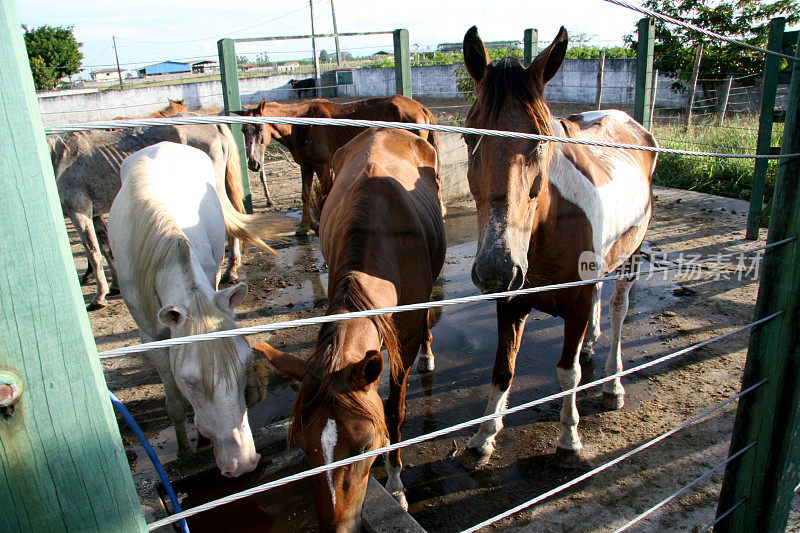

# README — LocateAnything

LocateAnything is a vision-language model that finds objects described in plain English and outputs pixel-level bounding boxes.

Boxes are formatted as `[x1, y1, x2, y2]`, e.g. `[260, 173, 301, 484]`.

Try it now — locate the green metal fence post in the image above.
[715, 29, 800, 533]
[217, 38, 253, 213]
[746, 18, 786, 240]
[393, 29, 411, 98]
[633, 17, 655, 130]
[0, 2, 145, 530]
[523, 28, 539, 67]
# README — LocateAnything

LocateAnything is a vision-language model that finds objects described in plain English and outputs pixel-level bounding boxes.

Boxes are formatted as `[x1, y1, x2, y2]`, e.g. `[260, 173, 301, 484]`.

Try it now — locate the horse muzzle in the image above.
[247, 158, 261, 172]
[471, 251, 527, 294]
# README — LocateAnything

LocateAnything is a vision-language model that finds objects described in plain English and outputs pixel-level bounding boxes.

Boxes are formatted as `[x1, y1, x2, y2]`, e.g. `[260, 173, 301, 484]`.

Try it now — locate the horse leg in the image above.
[580, 282, 602, 364]
[220, 237, 242, 284]
[465, 298, 531, 469]
[417, 308, 436, 372]
[71, 212, 110, 310]
[260, 167, 275, 208]
[602, 275, 635, 410]
[383, 334, 422, 510]
[147, 346, 192, 457]
[297, 165, 315, 236]
[94, 215, 119, 296]
[555, 306, 591, 468]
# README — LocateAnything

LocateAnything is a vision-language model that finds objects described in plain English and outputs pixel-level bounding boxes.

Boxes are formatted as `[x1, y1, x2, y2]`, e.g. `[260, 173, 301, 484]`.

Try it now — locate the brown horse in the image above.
[461, 26, 657, 468]
[252, 128, 445, 531]
[112, 99, 188, 120]
[235, 96, 440, 233]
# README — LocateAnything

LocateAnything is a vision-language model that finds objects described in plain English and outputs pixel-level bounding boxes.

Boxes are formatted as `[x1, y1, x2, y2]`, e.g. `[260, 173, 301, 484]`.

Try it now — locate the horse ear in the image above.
[175, 99, 184, 105]
[463, 26, 491, 83]
[215, 282, 248, 310]
[252, 343, 306, 381]
[257, 98, 268, 115]
[353, 350, 383, 389]
[528, 26, 568, 87]
[158, 304, 187, 330]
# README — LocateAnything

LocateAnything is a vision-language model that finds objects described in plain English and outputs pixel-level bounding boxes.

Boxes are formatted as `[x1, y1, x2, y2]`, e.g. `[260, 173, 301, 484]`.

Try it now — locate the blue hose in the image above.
[108, 390, 191, 533]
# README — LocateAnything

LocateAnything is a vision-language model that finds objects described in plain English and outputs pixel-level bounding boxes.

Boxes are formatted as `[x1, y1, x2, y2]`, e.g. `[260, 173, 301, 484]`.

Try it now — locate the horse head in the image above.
[252, 316, 388, 532]
[463, 25, 568, 294]
[159, 283, 260, 477]
[233, 98, 273, 173]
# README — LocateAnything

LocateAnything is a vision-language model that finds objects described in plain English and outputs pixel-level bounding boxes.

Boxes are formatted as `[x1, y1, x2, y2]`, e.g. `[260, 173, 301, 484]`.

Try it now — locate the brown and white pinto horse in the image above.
[235, 96, 439, 233]
[461, 26, 657, 467]
[252, 128, 445, 531]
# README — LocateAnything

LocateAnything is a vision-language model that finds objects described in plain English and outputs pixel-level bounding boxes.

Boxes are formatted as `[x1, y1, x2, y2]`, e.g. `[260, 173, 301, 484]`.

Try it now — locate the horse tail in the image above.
[219, 198, 283, 256]
[217, 124, 284, 254]
[220, 124, 246, 214]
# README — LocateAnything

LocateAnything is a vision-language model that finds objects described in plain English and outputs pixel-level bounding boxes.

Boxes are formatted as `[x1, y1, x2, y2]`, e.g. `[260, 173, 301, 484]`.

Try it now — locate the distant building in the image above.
[275, 61, 301, 73]
[137, 61, 192, 78]
[90, 67, 121, 82]
[437, 40, 522, 53]
[191, 60, 218, 74]
[371, 51, 392, 57]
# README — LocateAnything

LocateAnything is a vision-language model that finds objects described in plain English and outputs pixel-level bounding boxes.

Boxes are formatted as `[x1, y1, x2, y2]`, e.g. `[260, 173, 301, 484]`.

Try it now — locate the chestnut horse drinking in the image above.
[461, 26, 657, 468]
[252, 128, 445, 531]
[235, 96, 439, 233]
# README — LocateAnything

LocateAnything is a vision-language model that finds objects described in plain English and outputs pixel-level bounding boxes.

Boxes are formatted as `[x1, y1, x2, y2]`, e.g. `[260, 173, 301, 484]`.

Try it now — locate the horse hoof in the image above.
[86, 300, 108, 312]
[602, 392, 625, 410]
[460, 446, 493, 470]
[219, 273, 238, 285]
[417, 355, 435, 372]
[295, 222, 309, 236]
[392, 491, 409, 511]
[554, 446, 583, 469]
[176, 447, 194, 460]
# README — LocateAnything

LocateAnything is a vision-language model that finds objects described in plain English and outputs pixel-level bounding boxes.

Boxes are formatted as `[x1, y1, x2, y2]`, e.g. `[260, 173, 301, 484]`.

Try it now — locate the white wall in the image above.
[37, 59, 761, 127]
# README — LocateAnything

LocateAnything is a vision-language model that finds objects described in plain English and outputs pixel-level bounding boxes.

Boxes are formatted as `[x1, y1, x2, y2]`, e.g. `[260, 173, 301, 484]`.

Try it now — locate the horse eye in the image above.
[182, 377, 200, 389]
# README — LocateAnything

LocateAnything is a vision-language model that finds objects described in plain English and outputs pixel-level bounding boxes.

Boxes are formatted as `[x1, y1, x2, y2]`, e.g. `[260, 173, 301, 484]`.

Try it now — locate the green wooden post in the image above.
[217, 38, 253, 214]
[0, 2, 145, 531]
[523, 28, 538, 67]
[393, 29, 411, 98]
[746, 18, 786, 240]
[715, 29, 800, 533]
[633, 17, 655, 130]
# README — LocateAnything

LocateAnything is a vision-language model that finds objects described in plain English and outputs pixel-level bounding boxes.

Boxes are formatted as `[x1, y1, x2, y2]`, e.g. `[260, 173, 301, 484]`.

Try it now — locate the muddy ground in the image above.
[68, 103, 800, 532]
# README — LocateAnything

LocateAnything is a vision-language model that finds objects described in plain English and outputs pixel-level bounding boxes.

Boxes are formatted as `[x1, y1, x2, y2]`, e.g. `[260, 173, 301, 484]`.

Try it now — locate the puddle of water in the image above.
[169, 461, 318, 533]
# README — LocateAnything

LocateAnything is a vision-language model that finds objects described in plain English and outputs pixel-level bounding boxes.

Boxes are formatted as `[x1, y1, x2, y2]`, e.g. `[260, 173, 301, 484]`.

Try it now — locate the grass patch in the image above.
[651, 115, 781, 201]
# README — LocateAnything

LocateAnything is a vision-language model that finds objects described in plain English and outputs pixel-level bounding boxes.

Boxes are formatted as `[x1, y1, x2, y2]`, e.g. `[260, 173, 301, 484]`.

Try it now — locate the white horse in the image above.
[108, 142, 268, 477]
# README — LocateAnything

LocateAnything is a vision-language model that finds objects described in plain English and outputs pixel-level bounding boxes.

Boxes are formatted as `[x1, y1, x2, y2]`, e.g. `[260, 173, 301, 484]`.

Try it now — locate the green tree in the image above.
[236, 55, 249, 66]
[256, 51, 270, 66]
[626, 0, 799, 87]
[319, 49, 330, 63]
[23, 24, 82, 91]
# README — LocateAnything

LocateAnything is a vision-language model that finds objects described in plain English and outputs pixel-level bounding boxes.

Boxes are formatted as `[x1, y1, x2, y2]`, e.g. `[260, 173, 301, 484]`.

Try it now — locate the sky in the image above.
[15, 0, 642, 77]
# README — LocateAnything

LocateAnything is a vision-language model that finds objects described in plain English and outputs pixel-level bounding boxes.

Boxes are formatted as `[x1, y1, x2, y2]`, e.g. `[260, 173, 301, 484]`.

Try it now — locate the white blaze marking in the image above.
[321, 418, 338, 507]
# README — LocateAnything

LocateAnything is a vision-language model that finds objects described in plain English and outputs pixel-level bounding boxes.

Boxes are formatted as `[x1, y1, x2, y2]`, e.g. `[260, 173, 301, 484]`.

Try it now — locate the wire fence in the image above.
[49, 2, 800, 529]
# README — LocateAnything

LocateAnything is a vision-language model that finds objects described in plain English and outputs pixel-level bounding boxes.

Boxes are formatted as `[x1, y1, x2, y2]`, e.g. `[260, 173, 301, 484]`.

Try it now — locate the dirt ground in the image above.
[68, 102, 800, 532]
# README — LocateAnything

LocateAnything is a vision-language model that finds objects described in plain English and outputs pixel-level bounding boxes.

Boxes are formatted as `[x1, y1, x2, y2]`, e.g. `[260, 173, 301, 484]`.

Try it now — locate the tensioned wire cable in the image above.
[46, 116, 800, 158]
[602, 0, 800, 62]
[461, 380, 768, 532]
[144, 313, 779, 530]
[96, 237, 794, 358]
[612, 442, 757, 532]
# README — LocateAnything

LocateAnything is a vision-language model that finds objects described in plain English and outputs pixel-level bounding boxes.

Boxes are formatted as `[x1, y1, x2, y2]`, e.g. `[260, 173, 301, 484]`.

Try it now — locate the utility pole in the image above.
[112, 36, 124, 88]
[309, 0, 320, 97]
[330, 0, 342, 66]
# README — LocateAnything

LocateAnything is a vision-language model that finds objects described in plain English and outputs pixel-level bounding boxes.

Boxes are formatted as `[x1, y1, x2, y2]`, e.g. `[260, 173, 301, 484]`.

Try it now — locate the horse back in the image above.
[321, 128, 445, 307]
[547, 110, 655, 276]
